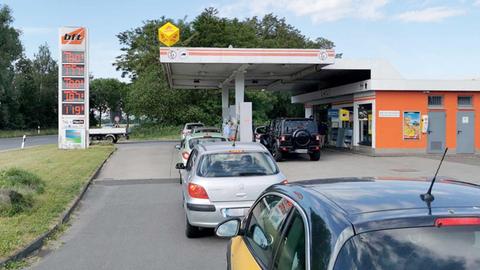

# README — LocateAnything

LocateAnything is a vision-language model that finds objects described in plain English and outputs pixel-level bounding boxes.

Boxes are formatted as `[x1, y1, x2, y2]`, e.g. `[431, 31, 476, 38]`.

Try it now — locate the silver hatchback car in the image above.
[175, 142, 286, 238]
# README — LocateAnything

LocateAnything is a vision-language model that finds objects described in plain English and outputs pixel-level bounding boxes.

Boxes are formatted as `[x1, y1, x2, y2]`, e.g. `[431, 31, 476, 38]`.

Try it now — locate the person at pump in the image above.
[223, 121, 231, 138]
[318, 121, 328, 147]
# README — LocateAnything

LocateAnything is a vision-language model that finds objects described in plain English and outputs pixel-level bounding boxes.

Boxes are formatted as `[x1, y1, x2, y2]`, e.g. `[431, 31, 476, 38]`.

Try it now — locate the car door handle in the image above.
[235, 193, 247, 197]
[457, 130, 462, 134]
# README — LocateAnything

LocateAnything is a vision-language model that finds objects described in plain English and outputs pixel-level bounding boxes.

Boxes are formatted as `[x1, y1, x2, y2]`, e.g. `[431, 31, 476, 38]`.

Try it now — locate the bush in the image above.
[0, 168, 45, 193]
[0, 168, 44, 216]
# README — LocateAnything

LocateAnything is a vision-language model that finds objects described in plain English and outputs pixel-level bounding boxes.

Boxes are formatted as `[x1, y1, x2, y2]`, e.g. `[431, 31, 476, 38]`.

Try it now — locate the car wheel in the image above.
[106, 135, 115, 144]
[309, 151, 320, 161]
[272, 143, 283, 162]
[185, 216, 202, 238]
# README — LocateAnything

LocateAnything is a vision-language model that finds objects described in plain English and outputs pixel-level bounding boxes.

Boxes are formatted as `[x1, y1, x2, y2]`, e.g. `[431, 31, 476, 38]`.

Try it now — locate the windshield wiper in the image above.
[238, 172, 267, 176]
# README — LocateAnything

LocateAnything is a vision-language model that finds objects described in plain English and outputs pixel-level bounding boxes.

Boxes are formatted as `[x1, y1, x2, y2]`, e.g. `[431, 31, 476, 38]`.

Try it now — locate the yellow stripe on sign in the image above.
[230, 236, 261, 270]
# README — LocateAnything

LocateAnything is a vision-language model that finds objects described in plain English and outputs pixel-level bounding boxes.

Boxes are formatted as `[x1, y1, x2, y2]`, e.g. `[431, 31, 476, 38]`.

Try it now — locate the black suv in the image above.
[256, 118, 320, 161]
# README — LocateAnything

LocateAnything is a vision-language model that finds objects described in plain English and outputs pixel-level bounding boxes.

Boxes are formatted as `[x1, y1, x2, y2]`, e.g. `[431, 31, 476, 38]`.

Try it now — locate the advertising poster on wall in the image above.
[403, 111, 421, 140]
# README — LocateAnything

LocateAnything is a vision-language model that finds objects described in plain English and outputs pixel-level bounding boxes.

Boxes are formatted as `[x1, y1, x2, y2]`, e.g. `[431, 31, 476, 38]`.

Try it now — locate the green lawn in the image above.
[0, 145, 114, 260]
[128, 125, 181, 141]
[0, 129, 57, 139]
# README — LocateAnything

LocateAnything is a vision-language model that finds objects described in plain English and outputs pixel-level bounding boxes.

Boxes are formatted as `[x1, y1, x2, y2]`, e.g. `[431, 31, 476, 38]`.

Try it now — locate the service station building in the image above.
[160, 47, 480, 155]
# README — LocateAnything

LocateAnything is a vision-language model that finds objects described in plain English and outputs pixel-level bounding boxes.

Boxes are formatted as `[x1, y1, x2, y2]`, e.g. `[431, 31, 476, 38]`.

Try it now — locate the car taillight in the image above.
[182, 152, 190, 160]
[281, 179, 288, 184]
[435, 217, 480, 227]
[316, 135, 320, 141]
[280, 136, 286, 142]
[188, 183, 209, 199]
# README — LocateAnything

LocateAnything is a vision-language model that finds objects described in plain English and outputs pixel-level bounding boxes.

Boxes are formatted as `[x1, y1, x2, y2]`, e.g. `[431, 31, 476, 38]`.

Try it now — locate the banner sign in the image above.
[327, 109, 339, 118]
[403, 111, 421, 140]
[58, 27, 89, 149]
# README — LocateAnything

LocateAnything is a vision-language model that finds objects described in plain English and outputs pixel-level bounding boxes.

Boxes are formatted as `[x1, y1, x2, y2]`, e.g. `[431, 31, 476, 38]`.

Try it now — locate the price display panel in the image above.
[62, 77, 85, 89]
[62, 51, 84, 63]
[62, 64, 85, 76]
[62, 103, 85, 115]
[62, 90, 85, 102]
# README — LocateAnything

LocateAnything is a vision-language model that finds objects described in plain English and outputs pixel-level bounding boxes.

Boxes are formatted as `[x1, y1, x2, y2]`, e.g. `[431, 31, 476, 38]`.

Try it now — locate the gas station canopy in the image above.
[159, 47, 337, 92]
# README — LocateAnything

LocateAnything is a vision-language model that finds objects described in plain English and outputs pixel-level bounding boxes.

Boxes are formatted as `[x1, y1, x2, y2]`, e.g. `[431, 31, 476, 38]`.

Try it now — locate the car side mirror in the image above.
[175, 163, 185, 170]
[215, 218, 242, 238]
[175, 144, 181, 150]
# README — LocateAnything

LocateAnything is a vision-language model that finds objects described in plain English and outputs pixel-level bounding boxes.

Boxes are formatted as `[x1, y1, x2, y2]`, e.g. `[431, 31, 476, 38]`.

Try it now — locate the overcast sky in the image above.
[4, 0, 480, 81]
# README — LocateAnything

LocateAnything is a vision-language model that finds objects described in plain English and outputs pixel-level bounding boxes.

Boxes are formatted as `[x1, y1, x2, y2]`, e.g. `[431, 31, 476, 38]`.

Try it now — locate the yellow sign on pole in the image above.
[339, 109, 350, 121]
[158, 22, 180, 47]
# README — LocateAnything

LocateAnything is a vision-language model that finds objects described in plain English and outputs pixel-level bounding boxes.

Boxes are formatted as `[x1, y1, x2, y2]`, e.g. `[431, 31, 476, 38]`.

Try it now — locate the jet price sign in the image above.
[58, 27, 89, 149]
[62, 64, 85, 76]
[62, 90, 85, 102]
[62, 51, 84, 63]
[62, 103, 85, 115]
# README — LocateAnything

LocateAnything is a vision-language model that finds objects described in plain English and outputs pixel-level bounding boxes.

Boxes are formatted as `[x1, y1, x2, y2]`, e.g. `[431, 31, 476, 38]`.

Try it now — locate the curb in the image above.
[0, 148, 116, 267]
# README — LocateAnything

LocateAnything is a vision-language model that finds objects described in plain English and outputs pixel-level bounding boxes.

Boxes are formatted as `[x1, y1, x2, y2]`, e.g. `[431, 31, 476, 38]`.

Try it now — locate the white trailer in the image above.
[89, 127, 128, 143]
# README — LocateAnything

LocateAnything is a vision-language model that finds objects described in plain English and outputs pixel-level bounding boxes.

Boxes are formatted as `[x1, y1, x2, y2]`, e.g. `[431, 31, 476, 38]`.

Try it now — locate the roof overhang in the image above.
[159, 47, 336, 91]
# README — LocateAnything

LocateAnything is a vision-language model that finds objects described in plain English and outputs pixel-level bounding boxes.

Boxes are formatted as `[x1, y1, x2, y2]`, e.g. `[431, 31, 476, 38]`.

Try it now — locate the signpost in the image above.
[58, 27, 89, 149]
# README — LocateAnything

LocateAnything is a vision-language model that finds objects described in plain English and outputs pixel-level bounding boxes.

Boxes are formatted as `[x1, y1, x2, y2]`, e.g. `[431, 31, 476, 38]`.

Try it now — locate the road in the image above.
[0, 135, 56, 151]
[28, 141, 227, 270]
[27, 141, 480, 270]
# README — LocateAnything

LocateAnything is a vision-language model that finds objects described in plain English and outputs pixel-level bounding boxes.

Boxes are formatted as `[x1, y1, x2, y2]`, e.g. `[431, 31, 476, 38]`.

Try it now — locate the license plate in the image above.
[294, 149, 308, 154]
[222, 208, 247, 218]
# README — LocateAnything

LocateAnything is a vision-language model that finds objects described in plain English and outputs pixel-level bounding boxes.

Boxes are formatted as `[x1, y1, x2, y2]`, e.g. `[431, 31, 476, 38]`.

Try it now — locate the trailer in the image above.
[89, 127, 128, 143]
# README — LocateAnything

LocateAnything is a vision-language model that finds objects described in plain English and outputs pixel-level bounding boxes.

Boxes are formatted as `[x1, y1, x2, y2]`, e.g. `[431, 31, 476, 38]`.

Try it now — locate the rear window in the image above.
[186, 124, 204, 130]
[283, 120, 317, 134]
[188, 137, 226, 149]
[334, 226, 480, 270]
[197, 152, 278, 177]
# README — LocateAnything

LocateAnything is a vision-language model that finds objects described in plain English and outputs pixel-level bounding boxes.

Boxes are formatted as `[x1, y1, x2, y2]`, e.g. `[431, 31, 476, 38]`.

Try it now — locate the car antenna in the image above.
[232, 120, 239, 147]
[421, 147, 448, 203]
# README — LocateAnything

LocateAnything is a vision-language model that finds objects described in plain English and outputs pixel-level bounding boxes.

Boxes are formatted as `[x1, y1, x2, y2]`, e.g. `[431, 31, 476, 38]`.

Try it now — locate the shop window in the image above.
[428, 96, 443, 108]
[458, 96, 472, 107]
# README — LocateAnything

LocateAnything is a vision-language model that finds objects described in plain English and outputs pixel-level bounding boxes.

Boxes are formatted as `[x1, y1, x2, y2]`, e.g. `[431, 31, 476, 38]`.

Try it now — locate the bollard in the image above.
[38, 125, 40, 135]
[21, 134, 26, 149]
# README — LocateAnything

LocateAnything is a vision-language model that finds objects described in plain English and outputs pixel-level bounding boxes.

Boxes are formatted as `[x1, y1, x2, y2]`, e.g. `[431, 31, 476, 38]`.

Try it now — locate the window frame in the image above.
[428, 95, 444, 108]
[185, 149, 197, 171]
[458, 95, 473, 108]
[242, 192, 311, 270]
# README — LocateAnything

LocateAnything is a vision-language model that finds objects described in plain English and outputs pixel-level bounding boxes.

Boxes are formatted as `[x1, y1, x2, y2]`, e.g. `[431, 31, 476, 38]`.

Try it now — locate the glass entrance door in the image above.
[358, 104, 372, 146]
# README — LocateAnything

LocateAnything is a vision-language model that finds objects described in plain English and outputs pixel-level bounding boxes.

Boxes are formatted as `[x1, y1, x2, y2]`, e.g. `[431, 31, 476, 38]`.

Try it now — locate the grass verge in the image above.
[128, 124, 181, 141]
[0, 129, 57, 139]
[0, 144, 114, 261]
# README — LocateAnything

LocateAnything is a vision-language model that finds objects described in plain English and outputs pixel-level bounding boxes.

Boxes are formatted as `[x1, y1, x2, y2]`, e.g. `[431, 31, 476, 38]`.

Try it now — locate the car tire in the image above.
[309, 151, 321, 161]
[185, 216, 201, 238]
[272, 143, 283, 162]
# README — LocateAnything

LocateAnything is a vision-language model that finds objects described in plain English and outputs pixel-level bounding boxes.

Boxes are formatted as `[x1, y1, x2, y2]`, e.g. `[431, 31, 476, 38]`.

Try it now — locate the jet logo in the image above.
[61, 28, 85, 45]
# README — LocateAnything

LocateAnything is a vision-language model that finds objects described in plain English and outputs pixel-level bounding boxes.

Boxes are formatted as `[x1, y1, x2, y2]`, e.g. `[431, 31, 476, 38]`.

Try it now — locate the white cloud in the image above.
[217, 0, 389, 23]
[395, 6, 466, 22]
[475, 0, 480, 6]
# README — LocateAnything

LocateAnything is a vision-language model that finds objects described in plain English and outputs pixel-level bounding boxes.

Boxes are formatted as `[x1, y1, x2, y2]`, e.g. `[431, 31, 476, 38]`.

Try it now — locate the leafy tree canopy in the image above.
[115, 8, 335, 126]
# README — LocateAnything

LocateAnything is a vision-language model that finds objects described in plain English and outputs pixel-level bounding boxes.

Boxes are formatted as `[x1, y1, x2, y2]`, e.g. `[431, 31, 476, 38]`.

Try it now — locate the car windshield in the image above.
[333, 226, 480, 270]
[188, 137, 226, 149]
[283, 120, 317, 134]
[186, 124, 203, 130]
[197, 151, 278, 177]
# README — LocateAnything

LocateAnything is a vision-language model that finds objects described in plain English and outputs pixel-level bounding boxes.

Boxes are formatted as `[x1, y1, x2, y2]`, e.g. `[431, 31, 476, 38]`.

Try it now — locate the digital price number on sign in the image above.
[59, 27, 89, 149]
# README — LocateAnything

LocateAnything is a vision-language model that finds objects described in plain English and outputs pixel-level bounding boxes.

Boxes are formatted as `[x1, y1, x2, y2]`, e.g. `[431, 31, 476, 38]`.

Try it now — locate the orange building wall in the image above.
[375, 91, 480, 151]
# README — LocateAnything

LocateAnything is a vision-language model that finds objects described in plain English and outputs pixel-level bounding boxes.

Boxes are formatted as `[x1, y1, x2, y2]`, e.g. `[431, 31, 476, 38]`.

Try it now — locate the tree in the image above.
[90, 78, 127, 126]
[0, 5, 22, 129]
[115, 8, 335, 126]
[32, 44, 58, 128]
